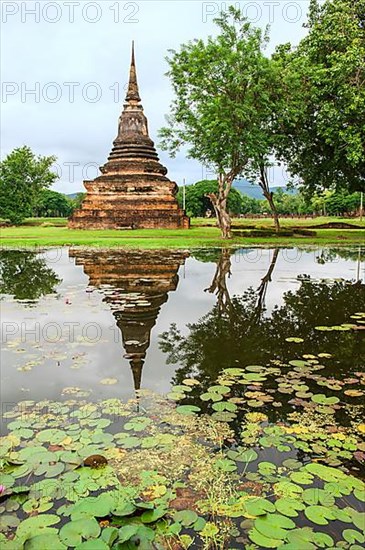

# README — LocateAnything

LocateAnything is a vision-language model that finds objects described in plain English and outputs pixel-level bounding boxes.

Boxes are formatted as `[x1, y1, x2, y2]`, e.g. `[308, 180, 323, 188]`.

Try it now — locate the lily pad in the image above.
[275, 498, 305, 517]
[59, 518, 100, 547]
[175, 405, 201, 415]
[254, 513, 295, 540]
[304, 505, 336, 525]
[16, 514, 60, 539]
[227, 448, 258, 463]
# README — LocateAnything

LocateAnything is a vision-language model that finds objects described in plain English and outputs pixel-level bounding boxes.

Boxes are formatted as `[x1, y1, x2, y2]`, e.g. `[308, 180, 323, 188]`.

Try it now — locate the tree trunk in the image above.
[206, 174, 233, 239]
[259, 165, 280, 232]
[265, 191, 280, 232]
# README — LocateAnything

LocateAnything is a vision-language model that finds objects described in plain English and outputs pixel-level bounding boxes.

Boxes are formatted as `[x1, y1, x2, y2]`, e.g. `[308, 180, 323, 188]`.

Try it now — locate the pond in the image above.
[1, 246, 364, 549]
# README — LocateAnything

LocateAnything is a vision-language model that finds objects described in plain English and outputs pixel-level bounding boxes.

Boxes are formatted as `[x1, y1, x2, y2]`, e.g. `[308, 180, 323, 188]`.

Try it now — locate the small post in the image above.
[183, 178, 186, 211]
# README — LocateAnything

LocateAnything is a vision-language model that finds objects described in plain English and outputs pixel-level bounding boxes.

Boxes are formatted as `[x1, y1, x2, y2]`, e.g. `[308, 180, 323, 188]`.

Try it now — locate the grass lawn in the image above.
[0, 217, 364, 249]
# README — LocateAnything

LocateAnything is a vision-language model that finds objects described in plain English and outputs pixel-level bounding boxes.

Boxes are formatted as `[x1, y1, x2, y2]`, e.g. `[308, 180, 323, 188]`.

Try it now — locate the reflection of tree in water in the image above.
[316, 246, 365, 264]
[316, 246, 364, 282]
[252, 248, 279, 324]
[204, 248, 232, 314]
[0, 250, 61, 301]
[160, 249, 365, 393]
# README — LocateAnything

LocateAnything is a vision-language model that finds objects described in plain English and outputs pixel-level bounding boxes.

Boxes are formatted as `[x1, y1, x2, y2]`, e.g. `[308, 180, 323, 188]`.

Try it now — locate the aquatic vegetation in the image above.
[1, 378, 364, 549]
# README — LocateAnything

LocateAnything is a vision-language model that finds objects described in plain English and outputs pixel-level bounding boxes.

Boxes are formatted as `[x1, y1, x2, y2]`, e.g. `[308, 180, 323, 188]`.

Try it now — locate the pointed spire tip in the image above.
[125, 40, 140, 102]
[131, 40, 135, 66]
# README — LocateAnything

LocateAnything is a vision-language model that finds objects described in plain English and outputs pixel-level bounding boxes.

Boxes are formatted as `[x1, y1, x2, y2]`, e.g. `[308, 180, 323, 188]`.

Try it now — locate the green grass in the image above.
[1, 217, 364, 249]
[192, 216, 365, 228]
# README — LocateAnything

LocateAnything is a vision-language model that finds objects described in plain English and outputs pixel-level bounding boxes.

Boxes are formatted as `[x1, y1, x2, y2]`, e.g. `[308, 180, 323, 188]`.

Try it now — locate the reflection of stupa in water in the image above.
[69, 249, 188, 390]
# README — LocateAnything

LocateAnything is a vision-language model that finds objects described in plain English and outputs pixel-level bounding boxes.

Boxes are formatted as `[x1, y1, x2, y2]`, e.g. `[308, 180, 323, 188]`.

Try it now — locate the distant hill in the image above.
[66, 192, 84, 199]
[66, 184, 297, 201]
[233, 180, 297, 199]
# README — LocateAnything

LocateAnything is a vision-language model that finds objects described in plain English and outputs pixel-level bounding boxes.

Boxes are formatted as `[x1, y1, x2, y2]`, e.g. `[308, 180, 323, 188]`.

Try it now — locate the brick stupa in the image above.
[68, 43, 189, 229]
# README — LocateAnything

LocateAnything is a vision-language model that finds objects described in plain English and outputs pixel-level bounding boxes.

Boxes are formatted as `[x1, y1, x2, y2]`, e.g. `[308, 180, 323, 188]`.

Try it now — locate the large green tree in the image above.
[275, 0, 365, 194]
[159, 8, 281, 237]
[0, 146, 57, 224]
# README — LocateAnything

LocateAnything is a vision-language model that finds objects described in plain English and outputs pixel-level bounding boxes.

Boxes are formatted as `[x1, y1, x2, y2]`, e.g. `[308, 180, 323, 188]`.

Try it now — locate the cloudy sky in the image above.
[1, 1, 310, 194]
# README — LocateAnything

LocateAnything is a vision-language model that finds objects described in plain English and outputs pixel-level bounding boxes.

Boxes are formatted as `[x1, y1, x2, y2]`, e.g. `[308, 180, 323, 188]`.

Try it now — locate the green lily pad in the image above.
[24, 534, 67, 550]
[302, 488, 335, 507]
[213, 458, 237, 472]
[290, 471, 314, 485]
[227, 448, 258, 463]
[285, 527, 316, 548]
[141, 507, 167, 523]
[200, 392, 223, 402]
[118, 525, 139, 543]
[254, 513, 295, 540]
[59, 518, 100, 547]
[311, 394, 340, 405]
[173, 510, 198, 527]
[75, 540, 109, 550]
[211, 401, 237, 412]
[124, 417, 152, 432]
[312, 532, 334, 548]
[175, 405, 201, 415]
[304, 463, 347, 482]
[249, 528, 282, 548]
[342, 529, 365, 545]
[208, 385, 230, 394]
[275, 498, 305, 517]
[37, 429, 66, 444]
[244, 498, 275, 516]
[0, 515, 20, 531]
[304, 505, 336, 525]
[16, 514, 60, 539]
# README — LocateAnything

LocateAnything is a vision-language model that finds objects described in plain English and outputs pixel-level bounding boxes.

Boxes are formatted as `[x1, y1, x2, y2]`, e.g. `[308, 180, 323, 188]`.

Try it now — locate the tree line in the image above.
[177, 180, 362, 218]
[0, 146, 360, 224]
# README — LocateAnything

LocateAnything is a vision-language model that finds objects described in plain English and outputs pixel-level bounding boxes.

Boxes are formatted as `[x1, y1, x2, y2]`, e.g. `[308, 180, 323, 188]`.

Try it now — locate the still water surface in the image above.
[1, 246, 364, 409]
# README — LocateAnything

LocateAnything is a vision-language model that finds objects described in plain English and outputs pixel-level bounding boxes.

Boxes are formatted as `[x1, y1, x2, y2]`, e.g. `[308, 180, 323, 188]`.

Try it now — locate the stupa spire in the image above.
[126, 41, 141, 102]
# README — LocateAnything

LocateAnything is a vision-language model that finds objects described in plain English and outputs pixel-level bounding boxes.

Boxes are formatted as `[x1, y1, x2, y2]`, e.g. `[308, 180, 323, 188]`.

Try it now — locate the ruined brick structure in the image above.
[68, 43, 189, 229]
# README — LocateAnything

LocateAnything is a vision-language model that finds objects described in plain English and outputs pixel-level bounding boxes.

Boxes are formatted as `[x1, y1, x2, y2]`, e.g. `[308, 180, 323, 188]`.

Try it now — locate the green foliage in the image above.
[35, 190, 72, 218]
[311, 189, 361, 216]
[69, 192, 86, 212]
[0, 250, 61, 300]
[240, 193, 265, 214]
[0, 146, 57, 224]
[159, 7, 270, 172]
[272, 188, 312, 215]
[176, 180, 243, 217]
[275, 0, 365, 193]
